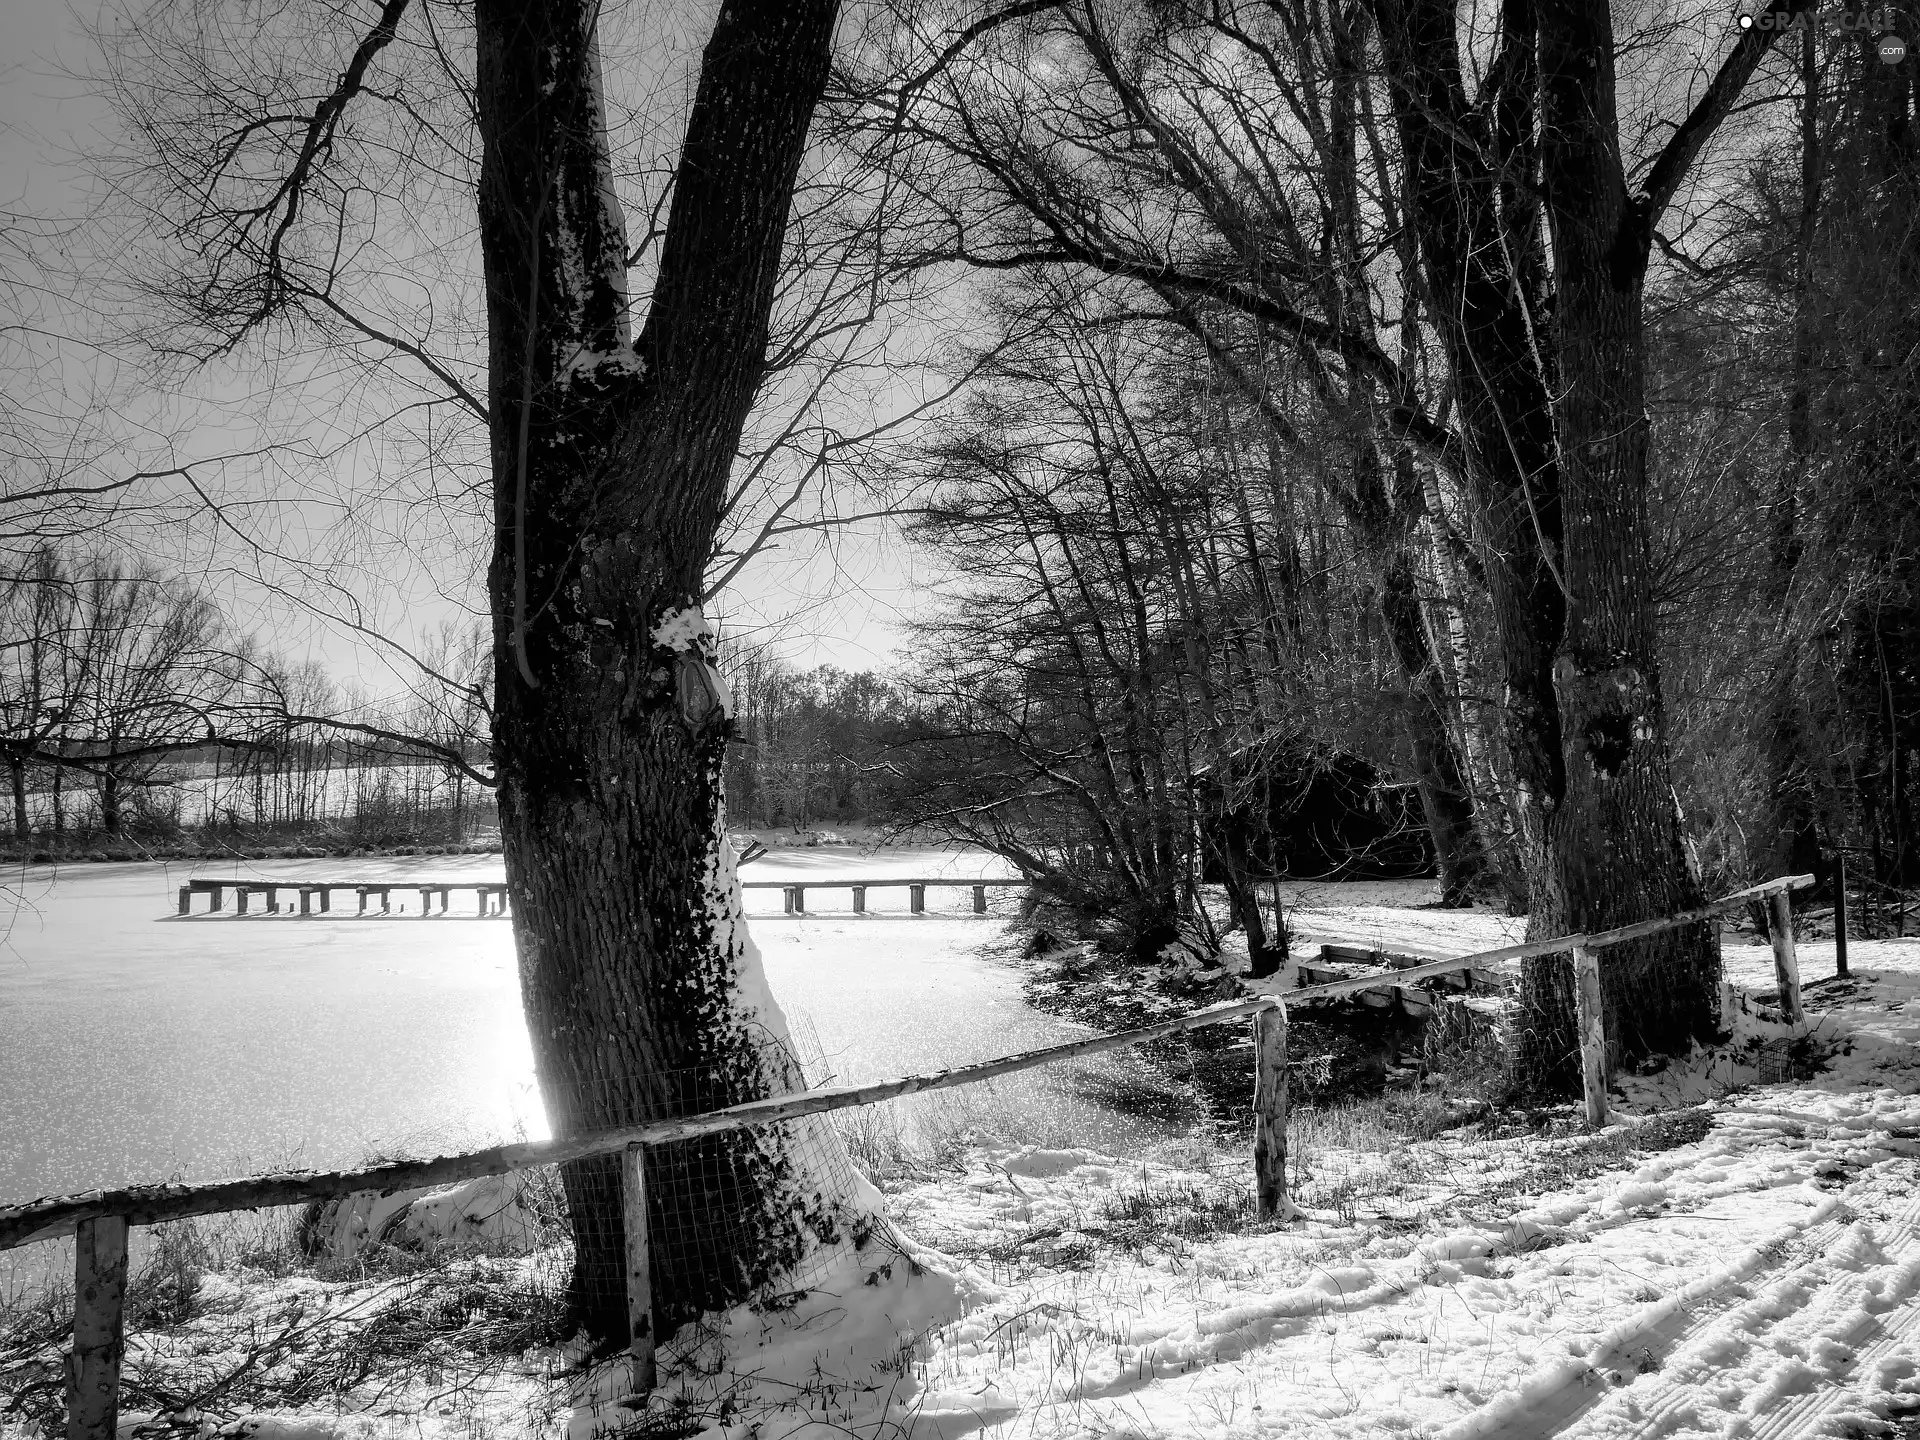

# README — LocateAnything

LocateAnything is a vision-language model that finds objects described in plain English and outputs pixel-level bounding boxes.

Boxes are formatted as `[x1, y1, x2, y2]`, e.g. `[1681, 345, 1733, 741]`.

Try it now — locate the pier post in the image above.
[852, 885, 866, 914]
[973, 884, 987, 914]
[177, 886, 191, 916]
[909, 884, 926, 914]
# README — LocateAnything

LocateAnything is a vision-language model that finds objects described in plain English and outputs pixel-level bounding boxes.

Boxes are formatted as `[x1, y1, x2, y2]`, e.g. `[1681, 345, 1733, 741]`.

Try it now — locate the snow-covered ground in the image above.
[11, 883, 1915, 1440]
[41, 942, 1919, 1440]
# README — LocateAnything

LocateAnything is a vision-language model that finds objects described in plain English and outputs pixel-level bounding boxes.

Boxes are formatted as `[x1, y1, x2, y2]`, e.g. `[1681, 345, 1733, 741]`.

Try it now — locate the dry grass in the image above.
[0, 1181, 577, 1440]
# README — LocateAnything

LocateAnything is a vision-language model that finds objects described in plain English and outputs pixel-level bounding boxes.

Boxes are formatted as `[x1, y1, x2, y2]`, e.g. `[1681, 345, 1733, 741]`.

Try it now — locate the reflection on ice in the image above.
[0, 846, 1165, 1210]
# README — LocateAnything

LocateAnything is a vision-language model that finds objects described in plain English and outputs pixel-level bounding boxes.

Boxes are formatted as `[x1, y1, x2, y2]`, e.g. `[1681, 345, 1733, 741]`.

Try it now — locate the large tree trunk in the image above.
[1373, 0, 1564, 907]
[1518, 0, 1717, 1083]
[1763, 18, 1825, 887]
[474, 0, 858, 1345]
[1376, 0, 1732, 1088]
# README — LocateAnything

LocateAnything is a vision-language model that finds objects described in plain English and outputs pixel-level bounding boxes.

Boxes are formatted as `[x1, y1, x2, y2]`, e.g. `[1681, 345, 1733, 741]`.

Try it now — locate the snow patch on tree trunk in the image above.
[696, 779, 886, 1284]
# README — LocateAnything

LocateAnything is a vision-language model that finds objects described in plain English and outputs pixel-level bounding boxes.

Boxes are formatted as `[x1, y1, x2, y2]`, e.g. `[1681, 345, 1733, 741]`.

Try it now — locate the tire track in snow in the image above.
[1444, 1188, 1920, 1439]
[1433, 1195, 1852, 1439]
[1569, 1188, 1920, 1439]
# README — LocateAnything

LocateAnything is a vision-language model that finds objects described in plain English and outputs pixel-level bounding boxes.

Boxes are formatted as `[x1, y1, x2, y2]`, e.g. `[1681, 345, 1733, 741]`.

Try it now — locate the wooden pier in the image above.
[178, 879, 511, 917]
[742, 876, 1027, 915]
[176, 876, 1024, 917]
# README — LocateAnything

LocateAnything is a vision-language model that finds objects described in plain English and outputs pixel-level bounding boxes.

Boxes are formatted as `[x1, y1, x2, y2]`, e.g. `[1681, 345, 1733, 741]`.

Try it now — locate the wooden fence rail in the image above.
[3, 872, 1814, 1439]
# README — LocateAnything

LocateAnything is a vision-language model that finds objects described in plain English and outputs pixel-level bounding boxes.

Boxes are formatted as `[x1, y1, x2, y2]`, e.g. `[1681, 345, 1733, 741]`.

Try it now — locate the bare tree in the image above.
[87, 0, 875, 1342]
[865, 0, 1822, 1089]
[0, 547, 243, 836]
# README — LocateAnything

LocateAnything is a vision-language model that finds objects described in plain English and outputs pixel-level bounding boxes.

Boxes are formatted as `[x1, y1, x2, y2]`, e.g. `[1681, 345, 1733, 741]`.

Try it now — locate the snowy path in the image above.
[1450, 1187, 1920, 1438]
[678, 945, 1920, 1439]
[1280, 879, 1525, 964]
[859, 1095, 1920, 1440]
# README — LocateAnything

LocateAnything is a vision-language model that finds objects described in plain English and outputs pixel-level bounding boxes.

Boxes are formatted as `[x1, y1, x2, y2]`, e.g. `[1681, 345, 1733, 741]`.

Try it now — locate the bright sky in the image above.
[1, 0, 917, 685]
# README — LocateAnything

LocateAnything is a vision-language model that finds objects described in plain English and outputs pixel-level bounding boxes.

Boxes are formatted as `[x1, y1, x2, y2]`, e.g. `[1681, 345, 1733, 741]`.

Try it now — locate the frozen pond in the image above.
[0, 846, 1176, 1209]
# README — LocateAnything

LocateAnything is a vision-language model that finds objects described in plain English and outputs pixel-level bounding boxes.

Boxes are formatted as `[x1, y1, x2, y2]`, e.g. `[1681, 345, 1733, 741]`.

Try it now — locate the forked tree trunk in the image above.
[474, 0, 855, 1343]
[1375, 0, 1777, 1088]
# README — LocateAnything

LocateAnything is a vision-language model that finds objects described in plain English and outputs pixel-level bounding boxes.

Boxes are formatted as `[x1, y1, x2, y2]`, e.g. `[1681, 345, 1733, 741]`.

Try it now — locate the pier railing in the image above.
[4, 872, 1814, 1439]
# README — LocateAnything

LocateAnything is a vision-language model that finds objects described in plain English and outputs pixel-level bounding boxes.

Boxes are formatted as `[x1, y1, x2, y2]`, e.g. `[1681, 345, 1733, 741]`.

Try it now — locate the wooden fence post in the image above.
[1572, 945, 1609, 1130]
[782, 886, 796, 915]
[1834, 854, 1850, 979]
[909, 884, 926, 914]
[1768, 889, 1804, 1025]
[621, 1146, 656, 1397]
[177, 886, 191, 916]
[1252, 1003, 1292, 1219]
[852, 885, 866, 914]
[66, 1213, 128, 1440]
[972, 884, 987, 914]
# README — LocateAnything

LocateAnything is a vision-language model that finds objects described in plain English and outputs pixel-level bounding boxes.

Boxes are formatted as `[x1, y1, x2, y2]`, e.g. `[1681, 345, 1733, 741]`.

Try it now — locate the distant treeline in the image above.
[1, 545, 491, 850]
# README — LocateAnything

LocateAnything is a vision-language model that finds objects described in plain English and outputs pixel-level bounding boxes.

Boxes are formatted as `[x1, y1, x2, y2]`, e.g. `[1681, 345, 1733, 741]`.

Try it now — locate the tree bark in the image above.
[474, 0, 855, 1343]
[9, 752, 26, 842]
[100, 771, 121, 836]
[1372, 0, 1564, 904]
[1517, 0, 1717, 1082]
[1372, 0, 1747, 1086]
[1343, 441, 1488, 904]
[1763, 17, 1824, 886]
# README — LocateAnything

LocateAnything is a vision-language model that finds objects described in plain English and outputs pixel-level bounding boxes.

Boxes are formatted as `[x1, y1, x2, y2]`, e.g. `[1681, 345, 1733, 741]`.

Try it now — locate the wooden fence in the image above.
[2, 873, 1813, 1438]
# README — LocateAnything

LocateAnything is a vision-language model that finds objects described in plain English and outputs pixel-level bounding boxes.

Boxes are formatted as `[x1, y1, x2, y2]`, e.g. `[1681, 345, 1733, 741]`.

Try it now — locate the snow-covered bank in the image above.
[6, 945, 1915, 1440]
